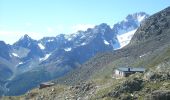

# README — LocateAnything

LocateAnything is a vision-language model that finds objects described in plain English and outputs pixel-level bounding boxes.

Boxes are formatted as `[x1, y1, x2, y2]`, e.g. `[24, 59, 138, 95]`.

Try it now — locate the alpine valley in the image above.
[2, 6, 170, 100]
[0, 12, 149, 96]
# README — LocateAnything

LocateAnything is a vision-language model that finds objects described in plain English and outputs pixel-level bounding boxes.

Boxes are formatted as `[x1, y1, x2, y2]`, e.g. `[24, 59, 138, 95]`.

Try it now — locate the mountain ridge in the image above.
[54, 6, 170, 86]
[0, 12, 149, 96]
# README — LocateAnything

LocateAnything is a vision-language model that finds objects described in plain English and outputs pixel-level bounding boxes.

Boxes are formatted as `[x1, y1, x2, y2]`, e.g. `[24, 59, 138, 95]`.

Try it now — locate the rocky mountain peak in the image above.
[94, 23, 111, 32]
[113, 12, 149, 35]
[20, 34, 32, 41]
[126, 12, 149, 23]
[14, 34, 36, 47]
[95, 23, 110, 28]
[0, 40, 7, 46]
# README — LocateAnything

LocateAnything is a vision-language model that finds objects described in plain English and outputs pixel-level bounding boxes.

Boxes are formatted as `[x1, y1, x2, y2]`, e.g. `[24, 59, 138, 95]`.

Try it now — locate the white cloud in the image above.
[55, 25, 65, 34]
[47, 25, 65, 34]
[0, 24, 95, 44]
[0, 31, 44, 44]
[47, 27, 54, 33]
[0, 31, 23, 44]
[70, 24, 95, 33]
[47, 24, 95, 34]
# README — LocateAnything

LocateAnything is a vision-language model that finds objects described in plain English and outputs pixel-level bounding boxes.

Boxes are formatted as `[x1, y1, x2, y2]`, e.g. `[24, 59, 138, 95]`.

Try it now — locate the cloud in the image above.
[47, 25, 67, 34]
[0, 31, 43, 44]
[47, 24, 95, 34]
[70, 24, 95, 33]
[0, 31, 23, 44]
[47, 27, 54, 33]
[0, 24, 96, 44]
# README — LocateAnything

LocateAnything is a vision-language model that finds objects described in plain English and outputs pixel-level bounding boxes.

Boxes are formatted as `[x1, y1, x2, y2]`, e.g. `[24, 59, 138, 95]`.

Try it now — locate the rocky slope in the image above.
[2, 70, 170, 100]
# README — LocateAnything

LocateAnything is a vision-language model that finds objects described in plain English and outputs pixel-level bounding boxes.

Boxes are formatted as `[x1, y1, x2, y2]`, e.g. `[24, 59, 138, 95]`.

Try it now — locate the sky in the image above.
[0, 0, 170, 44]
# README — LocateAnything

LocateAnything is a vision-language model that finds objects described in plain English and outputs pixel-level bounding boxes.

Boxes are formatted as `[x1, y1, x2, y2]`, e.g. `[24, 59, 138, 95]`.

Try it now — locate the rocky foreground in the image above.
[1, 68, 170, 100]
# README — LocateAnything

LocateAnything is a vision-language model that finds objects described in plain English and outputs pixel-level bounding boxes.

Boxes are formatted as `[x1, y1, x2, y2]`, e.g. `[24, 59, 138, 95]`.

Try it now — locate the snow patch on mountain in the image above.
[47, 39, 54, 42]
[64, 34, 76, 41]
[117, 26, 135, 35]
[64, 35, 72, 41]
[12, 53, 19, 57]
[81, 42, 87, 46]
[38, 43, 45, 50]
[19, 62, 23, 65]
[64, 48, 72, 52]
[104, 40, 110, 45]
[117, 29, 137, 48]
[39, 53, 51, 61]
[137, 15, 146, 22]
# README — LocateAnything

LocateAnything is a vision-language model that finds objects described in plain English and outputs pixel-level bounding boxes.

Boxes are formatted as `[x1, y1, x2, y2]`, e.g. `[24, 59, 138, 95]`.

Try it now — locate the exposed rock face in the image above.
[130, 7, 170, 45]
[0, 41, 10, 60]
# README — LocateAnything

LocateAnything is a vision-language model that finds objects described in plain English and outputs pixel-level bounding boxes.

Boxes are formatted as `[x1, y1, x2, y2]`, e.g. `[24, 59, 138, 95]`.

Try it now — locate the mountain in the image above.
[0, 41, 11, 60]
[52, 6, 170, 99]
[55, 7, 170, 85]
[2, 7, 170, 100]
[113, 12, 149, 35]
[0, 41, 13, 95]
[130, 8, 170, 45]
[0, 41, 13, 81]
[113, 12, 149, 48]
[42, 23, 119, 68]
[0, 12, 148, 96]
[39, 34, 68, 53]
[13, 34, 44, 60]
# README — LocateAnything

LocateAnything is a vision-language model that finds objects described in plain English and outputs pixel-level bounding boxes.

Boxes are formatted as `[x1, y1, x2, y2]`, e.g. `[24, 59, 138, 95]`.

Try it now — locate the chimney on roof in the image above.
[128, 68, 130, 71]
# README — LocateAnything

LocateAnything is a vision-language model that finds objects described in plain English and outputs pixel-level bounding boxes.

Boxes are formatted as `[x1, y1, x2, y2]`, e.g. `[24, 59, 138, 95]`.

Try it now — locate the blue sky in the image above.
[0, 0, 170, 44]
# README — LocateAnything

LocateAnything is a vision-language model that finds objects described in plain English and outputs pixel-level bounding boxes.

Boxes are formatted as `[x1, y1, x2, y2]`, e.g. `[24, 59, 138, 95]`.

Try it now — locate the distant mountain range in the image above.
[0, 12, 149, 96]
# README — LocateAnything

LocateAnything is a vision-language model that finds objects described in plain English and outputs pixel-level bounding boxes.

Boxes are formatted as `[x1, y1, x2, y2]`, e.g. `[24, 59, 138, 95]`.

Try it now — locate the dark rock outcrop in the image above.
[145, 90, 170, 100]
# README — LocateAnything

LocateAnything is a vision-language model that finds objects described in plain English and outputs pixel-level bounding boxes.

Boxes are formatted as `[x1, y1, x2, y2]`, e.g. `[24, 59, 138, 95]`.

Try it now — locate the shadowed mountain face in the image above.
[0, 41, 10, 60]
[13, 34, 44, 60]
[0, 41, 13, 81]
[0, 12, 148, 96]
[42, 23, 119, 69]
